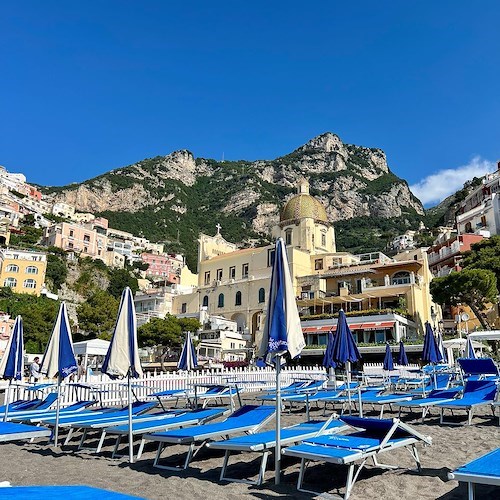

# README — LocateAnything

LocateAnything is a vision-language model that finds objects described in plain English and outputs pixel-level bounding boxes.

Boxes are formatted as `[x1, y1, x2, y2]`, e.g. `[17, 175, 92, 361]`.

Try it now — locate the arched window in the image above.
[26, 266, 38, 274]
[235, 291, 242, 306]
[258, 287, 265, 303]
[285, 228, 293, 246]
[5, 264, 19, 273]
[202, 295, 209, 307]
[3, 277, 17, 288]
[321, 231, 327, 247]
[218, 293, 224, 308]
[23, 279, 37, 289]
[464, 222, 472, 233]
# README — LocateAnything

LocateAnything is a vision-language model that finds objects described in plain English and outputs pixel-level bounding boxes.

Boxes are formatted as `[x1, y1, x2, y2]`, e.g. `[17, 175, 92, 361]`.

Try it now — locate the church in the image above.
[172, 179, 436, 350]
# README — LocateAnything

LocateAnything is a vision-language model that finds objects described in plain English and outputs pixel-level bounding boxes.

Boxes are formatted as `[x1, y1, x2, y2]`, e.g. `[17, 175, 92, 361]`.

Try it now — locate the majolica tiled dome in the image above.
[280, 193, 328, 223]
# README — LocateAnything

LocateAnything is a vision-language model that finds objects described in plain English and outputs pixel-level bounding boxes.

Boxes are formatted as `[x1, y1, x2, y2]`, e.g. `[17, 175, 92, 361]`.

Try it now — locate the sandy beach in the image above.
[1, 396, 498, 500]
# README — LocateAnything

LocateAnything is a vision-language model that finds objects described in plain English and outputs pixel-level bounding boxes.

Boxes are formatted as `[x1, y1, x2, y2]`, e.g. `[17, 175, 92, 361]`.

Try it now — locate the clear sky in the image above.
[1, 1, 499, 206]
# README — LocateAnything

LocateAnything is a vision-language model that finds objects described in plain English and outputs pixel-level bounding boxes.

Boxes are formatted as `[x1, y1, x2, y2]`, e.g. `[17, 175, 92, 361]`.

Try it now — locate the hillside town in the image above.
[1, 163, 499, 366]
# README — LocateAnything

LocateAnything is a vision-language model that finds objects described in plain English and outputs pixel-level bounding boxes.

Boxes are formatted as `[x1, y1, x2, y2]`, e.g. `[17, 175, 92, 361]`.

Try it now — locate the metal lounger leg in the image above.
[153, 442, 165, 468]
[64, 428, 74, 446]
[95, 431, 107, 453]
[468, 481, 475, 500]
[220, 450, 270, 486]
[112, 435, 122, 459]
[136, 438, 146, 460]
[78, 429, 88, 450]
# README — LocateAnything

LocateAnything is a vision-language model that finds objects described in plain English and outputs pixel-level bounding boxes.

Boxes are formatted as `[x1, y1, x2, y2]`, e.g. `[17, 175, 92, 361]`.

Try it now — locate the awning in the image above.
[302, 320, 395, 333]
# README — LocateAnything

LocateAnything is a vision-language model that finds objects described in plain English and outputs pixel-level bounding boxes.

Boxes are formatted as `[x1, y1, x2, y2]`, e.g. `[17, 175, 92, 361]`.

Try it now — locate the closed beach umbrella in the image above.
[331, 309, 361, 415]
[102, 287, 143, 463]
[422, 322, 443, 364]
[40, 302, 78, 446]
[465, 336, 476, 359]
[322, 330, 336, 370]
[383, 343, 394, 371]
[0, 316, 24, 421]
[398, 339, 409, 366]
[437, 332, 447, 363]
[177, 331, 198, 371]
[257, 237, 305, 485]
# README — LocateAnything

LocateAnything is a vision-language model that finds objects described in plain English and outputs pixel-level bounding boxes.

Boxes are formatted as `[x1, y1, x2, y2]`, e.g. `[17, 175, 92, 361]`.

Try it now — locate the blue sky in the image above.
[1, 1, 499, 206]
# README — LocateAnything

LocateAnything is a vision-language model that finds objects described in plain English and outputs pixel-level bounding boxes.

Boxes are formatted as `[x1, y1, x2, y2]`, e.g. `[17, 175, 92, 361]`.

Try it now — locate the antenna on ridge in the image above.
[222, 152, 225, 162]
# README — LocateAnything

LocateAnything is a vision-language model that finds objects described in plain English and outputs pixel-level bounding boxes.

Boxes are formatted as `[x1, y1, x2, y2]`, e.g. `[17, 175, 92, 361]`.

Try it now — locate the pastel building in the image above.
[172, 179, 438, 347]
[0, 248, 47, 296]
[141, 253, 184, 282]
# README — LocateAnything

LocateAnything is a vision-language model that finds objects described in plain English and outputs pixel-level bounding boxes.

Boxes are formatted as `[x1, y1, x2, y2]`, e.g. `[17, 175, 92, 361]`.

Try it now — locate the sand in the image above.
[0, 396, 498, 499]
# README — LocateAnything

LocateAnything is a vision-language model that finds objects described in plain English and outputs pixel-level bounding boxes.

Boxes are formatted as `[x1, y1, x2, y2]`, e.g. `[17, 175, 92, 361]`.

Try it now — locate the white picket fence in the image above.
[13, 363, 421, 407]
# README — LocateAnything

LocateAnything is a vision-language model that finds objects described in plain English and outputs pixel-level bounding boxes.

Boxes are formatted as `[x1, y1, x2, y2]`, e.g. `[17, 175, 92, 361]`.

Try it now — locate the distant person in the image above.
[30, 357, 41, 383]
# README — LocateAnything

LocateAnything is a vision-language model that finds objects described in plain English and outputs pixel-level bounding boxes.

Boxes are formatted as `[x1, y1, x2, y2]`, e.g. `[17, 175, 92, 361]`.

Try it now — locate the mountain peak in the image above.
[299, 132, 344, 153]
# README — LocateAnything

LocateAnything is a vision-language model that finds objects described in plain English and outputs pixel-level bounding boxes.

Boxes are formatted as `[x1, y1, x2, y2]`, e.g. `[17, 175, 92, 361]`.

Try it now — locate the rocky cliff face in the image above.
[43, 133, 425, 265]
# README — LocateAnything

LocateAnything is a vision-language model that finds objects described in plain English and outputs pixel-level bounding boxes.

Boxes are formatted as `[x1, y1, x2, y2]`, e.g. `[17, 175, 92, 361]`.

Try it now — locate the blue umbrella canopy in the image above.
[40, 302, 77, 379]
[322, 330, 336, 369]
[330, 310, 361, 365]
[102, 287, 143, 379]
[177, 331, 198, 371]
[0, 316, 24, 381]
[257, 238, 305, 360]
[398, 339, 409, 366]
[465, 336, 476, 359]
[422, 321, 443, 364]
[383, 343, 394, 371]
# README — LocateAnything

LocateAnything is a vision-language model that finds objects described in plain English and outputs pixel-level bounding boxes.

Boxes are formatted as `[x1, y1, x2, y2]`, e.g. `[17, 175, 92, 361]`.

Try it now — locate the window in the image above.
[204, 271, 211, 285]
[202, 295, 209, 307]
[216, 268, 223, 281]
[464, 222, 472, 233]
[285, 228, 292, 245]
[3, 277, 17, 288]
[314, 259, 324, 270]
[218, 293, 224, 308]
[69, 230, 74, 237]
[258, 288, 265, 303]
[242, 263, 249, 278]
[25, 266, 38, 274]
[392, 271, 411, 285]
[321, 231, 327, 247]
[23, 279, 36, 289]
[235, 291, 242, 306]
[267, 249, 275, 267]
[5, 264, 19, 273]
[83, 234, 90, 242]
[83, 247, 88, 253]
[480, 215, 487, 227]
[229, 266, 236, 279]
[181, 302, 187, 314]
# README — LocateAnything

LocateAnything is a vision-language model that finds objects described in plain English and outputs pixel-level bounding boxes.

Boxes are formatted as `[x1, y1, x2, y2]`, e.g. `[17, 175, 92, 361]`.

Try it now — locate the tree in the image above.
[107, 268, 139, 299]
[461, 236, 500, 283]
[76, 290, 119, 339]
[138, 314, 201, 371]
[0, 292, 60, 352]
[430, 269, 498, 330]
[46, 254, 68, 290]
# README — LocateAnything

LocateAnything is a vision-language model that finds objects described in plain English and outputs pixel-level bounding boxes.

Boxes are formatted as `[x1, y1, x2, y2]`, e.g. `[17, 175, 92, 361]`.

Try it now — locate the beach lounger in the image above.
[359, 393, 414, 417]
[458, 358, 500, 380]
[0, 392, 58, 419]
[448, 447, 500, 500]
[0, 399, 38, 413]
[395, 388, 462, 422]
[436, 380, 498, 425]
[149, 388, 192, 409]
[0, 485, 145, 500]
[9, 400, 96, 423]
[0, 421, 52, 442]
[105, 407, 230, 459]
[283, 415, 432, 499]
[207, 416, 348, 485]
[195, 384, 242, 410]
[143, 404, 275, 470]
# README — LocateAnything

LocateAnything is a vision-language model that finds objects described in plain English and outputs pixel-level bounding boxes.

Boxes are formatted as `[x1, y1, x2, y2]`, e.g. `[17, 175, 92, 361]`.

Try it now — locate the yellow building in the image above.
[173, 179, 437, 346]
[0, 248, 47, 296]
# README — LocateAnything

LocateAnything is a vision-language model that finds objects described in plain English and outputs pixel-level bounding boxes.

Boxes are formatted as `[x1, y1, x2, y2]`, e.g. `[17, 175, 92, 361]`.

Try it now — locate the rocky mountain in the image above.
[42, 133, 426, 268]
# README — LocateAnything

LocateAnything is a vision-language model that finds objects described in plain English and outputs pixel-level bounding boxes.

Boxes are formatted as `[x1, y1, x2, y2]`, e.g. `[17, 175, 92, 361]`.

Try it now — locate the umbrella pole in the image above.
[274, 353, 282, 485]
[128, 372, 134, 463]
[3, 380, 11, 422]
[347, 361, 352, 415]
[55, 376, 61, 447]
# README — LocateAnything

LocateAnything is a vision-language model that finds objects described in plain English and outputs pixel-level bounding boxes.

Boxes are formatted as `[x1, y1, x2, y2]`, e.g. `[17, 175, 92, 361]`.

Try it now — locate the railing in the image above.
[15, 365, 326, 407]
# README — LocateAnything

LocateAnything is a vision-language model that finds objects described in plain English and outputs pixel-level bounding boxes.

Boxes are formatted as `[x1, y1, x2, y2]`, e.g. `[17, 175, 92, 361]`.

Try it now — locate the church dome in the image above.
[280, 193, 328, 223]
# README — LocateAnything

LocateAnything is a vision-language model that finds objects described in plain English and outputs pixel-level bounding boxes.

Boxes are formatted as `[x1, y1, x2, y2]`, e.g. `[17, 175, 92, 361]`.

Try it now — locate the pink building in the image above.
[141, 253, 183, 282]
[44, 221, 107, 259]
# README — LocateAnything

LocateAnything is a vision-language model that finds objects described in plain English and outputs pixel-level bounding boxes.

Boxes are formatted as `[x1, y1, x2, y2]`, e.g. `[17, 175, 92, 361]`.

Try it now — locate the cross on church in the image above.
[215, 223, 222, 235]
